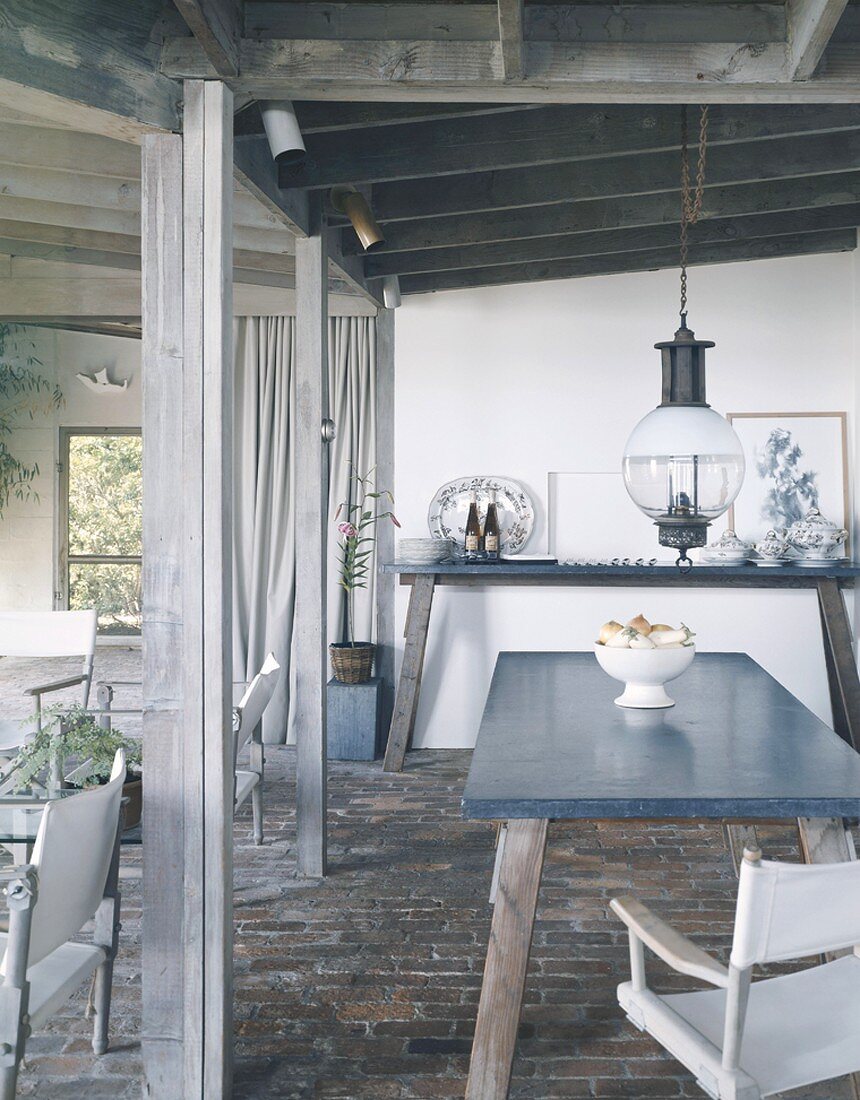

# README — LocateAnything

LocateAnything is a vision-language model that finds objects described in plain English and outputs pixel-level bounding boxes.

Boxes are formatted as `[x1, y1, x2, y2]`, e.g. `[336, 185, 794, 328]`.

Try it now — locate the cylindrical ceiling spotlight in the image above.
[330, 185, 385, 252]
[260, 100, 306, 165]
[382, 275, 402, 309]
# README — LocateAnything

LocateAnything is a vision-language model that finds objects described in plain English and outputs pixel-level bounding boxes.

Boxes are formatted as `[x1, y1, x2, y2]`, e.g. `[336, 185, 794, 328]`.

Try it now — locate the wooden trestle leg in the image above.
[383, 575, 435, 772]
[466, 818, 548, 1100]
[726, 579, 859, 880]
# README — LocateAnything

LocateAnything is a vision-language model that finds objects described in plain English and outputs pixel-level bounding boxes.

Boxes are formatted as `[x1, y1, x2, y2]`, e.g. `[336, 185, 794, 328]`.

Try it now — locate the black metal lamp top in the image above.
[654, 314, 715, 409]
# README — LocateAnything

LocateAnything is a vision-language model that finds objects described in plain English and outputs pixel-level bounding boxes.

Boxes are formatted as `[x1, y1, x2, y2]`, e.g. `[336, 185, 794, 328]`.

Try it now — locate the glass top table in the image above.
[0, 791, 139, 847]
[0, 790, 80, 844]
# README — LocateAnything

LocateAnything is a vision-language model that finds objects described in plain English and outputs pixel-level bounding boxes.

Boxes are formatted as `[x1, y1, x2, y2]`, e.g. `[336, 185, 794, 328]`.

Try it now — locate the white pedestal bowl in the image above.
[593, 643, 696, 709]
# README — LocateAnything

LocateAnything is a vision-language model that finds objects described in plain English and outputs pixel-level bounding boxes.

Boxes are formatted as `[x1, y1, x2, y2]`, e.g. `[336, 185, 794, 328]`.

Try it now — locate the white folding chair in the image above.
[0, 610, 98, 756]
[233, 653, 281, 846]
[612, 846, 860, 1099]
[0, 748, 125, 1098]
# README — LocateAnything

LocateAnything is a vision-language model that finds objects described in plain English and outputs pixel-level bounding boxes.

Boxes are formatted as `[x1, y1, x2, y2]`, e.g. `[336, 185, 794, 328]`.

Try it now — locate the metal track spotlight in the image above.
[330, 186, 385, 252]
[259, 100, 306, 165]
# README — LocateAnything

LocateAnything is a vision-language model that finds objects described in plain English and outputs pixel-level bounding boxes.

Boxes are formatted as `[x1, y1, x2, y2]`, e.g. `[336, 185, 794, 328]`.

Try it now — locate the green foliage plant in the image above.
[12, 705, 142, 792]
[333, 466, 399, 647]
[0, 324, 63, 518]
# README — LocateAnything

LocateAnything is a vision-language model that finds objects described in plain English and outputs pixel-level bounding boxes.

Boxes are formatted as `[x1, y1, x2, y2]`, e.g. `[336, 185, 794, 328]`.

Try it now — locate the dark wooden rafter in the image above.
[172, 0, 243, 78]
[393, 228, 857, 294]
[278, 104, 860, 190]
[365, 128, 860, 223]
[365, 203, 860, 277]
[348, 172, 860, 255]
[235, 101, 543, 137]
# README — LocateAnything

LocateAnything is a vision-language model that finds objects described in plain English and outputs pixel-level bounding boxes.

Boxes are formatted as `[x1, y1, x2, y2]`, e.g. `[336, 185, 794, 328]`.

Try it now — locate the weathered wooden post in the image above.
[375, 308, 396, 733]
[141, 78, 234, 1096]
[295, 195, 330, 878]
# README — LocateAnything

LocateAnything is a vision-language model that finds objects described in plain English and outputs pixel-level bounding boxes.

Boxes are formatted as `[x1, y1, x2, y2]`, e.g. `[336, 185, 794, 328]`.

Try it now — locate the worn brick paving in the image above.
[2, 654, 856, 1098]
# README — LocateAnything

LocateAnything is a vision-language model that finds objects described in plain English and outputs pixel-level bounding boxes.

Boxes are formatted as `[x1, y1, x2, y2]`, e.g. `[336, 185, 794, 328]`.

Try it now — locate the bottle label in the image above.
[465, 535, 479, 551]
[485, 534, 499, 552]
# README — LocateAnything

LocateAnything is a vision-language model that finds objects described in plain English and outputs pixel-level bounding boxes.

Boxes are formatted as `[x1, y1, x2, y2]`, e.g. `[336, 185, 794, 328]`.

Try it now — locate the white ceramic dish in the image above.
[428, 476, 534, 555]
[594, 642, 696, 709]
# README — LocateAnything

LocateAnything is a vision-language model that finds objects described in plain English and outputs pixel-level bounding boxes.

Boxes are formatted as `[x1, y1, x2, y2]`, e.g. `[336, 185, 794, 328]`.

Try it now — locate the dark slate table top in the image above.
[461, 652, 860, 820]
[382, 562, 860, 582]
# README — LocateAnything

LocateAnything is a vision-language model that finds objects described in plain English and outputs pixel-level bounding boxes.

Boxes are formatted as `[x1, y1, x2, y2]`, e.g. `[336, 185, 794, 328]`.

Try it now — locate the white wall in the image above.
[0, 328, 141, 610]
[395, 251, 856, 745]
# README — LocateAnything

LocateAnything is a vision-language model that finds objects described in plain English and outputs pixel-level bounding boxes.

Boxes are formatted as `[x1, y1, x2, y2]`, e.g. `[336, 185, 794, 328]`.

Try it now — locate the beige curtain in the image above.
[232, 315, 377, 744]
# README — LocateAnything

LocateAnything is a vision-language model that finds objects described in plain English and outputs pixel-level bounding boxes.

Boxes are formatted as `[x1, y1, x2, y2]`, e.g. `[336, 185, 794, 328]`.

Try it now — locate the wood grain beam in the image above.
[161, 37, 860, 101]
[0, 122, 139, 179]
[0, 0, 180, 138]
[173, 0, 242, 78]
[368, 129, 860, 222]
[366, 203, 860, 277]
[233, 134, 310, 236]
[236, 102, 540, 137]
[351, 173, 860, 255]
[498, 0, 525, 81]
[279, 104, 860, 189]
[244, 3, 787, 44]
[397, 228, 856, 294]
[787, 0, 850, 79]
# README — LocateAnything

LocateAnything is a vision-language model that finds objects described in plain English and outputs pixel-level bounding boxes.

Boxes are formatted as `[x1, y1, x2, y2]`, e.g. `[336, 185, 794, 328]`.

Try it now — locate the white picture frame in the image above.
[727, 412, 849, 545]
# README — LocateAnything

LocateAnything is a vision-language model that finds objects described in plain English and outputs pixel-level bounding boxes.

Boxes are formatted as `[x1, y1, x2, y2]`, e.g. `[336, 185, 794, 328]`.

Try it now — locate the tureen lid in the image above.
[710, 528, 750, 551]
[788, 507, 840, 532]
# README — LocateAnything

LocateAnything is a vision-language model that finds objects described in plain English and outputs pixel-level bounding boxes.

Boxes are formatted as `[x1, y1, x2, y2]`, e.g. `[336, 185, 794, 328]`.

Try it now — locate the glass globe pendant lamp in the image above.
[622, 319, 745, 564]
[621, 104, 745, 567]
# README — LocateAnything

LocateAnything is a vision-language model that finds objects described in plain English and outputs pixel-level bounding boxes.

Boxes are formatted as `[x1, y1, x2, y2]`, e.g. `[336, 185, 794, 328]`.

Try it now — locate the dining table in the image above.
[461, 651, 860, 1100]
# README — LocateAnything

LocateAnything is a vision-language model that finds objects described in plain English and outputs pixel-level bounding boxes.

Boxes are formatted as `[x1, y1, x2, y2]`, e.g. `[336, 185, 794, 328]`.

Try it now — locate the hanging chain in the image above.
[679, 104, 709, 323]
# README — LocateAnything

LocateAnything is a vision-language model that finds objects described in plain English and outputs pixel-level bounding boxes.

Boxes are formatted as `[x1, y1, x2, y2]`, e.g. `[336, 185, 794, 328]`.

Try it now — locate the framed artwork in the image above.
[727, 412, 849, 544]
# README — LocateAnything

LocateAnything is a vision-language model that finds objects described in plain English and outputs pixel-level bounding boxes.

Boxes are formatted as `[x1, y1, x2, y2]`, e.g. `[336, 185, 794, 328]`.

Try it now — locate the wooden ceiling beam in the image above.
[365, 203, 860, 277]
[786, 0, 850, 79]
[498, 0, 525, 81]
[161, 37, 860, 101]
[0, 0, 180, 139]
[367, 129, 860, 222]
[244, 3, 788, 44]
[279, 104, 860, 189]
[397, 228, 856, 294]
[235, 101, 538, 137]
[172, 0, 243, 78]
[359, 172, 860, 255]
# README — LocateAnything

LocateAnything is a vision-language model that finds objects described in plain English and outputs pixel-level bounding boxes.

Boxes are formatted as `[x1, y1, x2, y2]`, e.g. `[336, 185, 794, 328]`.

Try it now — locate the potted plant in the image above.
[13, 705, 143, 827]
[331, 467, 399, 684]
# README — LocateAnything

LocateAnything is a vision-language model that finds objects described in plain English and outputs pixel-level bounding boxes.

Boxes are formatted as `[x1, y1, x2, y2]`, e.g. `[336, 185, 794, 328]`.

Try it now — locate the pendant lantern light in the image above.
[621, 106, 745, 567]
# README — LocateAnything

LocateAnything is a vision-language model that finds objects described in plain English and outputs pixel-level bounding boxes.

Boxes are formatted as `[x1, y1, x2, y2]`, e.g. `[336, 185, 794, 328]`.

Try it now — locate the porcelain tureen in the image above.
[754, 529, 789, 565]
[704, 529, 751, 564]
[786, 508, 848, 560]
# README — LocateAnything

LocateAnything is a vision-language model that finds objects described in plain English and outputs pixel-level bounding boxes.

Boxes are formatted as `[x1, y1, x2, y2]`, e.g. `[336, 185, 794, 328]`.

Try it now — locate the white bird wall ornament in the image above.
[76, 368, 130, 396]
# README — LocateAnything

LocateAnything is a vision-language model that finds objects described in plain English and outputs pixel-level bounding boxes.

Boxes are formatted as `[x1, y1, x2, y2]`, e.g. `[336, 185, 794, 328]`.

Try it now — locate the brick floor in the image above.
[1, 653, 856, 1098]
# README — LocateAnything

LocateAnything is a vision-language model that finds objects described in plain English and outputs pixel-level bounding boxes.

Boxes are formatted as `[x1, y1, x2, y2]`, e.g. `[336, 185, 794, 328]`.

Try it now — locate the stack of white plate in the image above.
[397, 537, 454, 564]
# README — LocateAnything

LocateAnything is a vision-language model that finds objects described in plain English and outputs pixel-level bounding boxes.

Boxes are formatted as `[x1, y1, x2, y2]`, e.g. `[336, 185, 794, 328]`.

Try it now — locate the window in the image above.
[58, 429, 142, 636]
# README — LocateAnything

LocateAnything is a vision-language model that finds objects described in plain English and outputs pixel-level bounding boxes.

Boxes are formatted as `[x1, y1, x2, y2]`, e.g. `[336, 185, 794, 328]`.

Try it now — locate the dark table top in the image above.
[383, 562, 860, 585]
[461, 652, 860, 820]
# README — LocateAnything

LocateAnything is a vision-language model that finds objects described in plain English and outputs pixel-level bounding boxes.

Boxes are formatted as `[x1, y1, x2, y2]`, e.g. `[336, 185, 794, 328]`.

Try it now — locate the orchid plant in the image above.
[335, 466, 399, 647]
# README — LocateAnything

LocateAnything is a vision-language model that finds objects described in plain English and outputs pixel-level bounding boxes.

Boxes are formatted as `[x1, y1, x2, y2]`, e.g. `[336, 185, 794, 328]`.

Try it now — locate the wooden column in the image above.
[141, 130, 185, 1095]
[295, 195, 329, 878]
[375, 308, 396, 734]
[141, 78, 234, 1097]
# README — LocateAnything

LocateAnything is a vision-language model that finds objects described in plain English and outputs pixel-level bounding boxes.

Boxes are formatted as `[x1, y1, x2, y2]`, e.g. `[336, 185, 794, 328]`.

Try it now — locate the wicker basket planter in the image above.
[329, 642, 375, 684]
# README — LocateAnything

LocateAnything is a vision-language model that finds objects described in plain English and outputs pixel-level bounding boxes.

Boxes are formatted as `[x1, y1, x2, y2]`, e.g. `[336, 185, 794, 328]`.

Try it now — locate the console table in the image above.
[380, 562, 860, 773]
